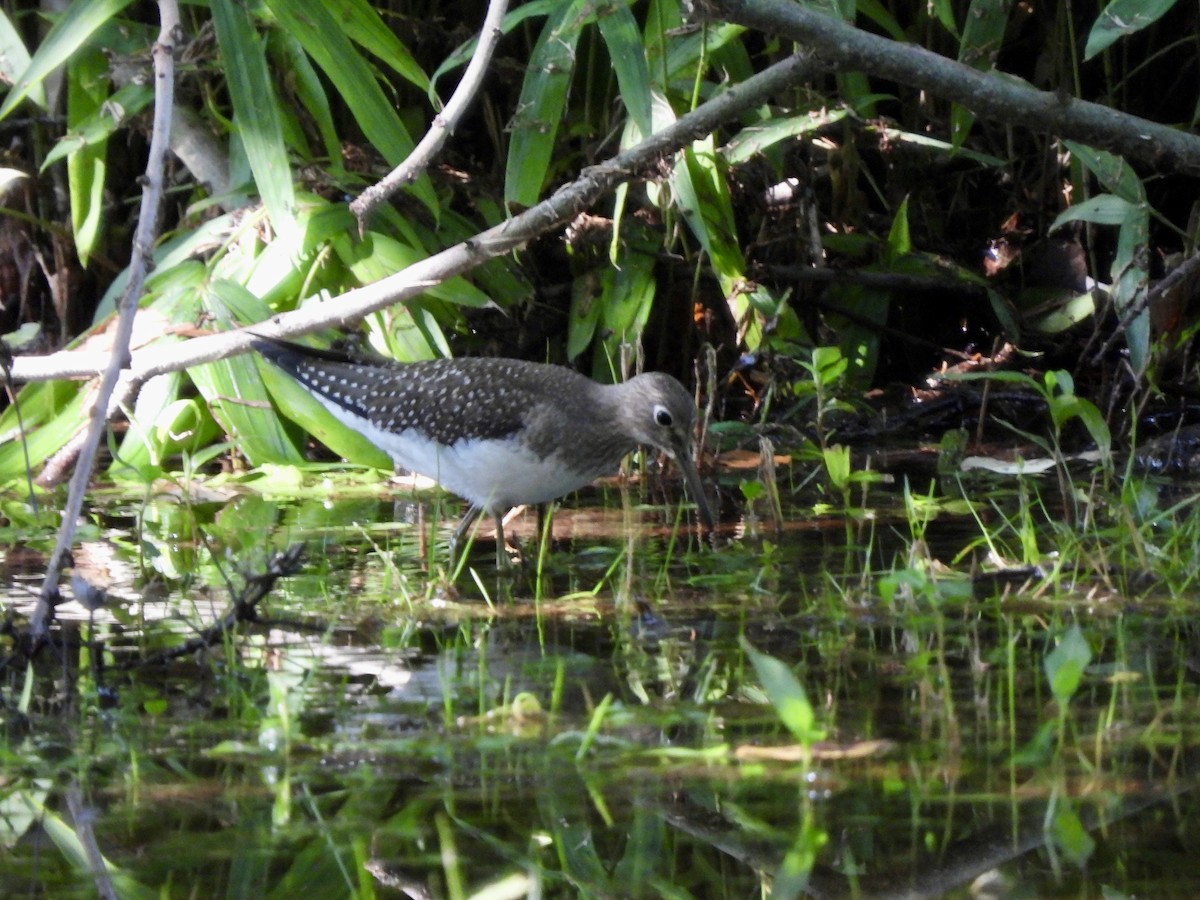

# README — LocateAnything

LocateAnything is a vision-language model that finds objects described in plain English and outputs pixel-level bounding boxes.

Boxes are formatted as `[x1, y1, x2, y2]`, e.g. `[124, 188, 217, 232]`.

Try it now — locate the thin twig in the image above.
[65, 784, 117, 900]
[1090, 251, 1200, 365]
[28, 0, 181, 642]
[349, 0, 509, 231]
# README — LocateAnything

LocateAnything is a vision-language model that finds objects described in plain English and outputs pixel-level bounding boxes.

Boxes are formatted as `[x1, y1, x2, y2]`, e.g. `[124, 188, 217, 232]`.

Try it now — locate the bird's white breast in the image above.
[315, 396, 601, 513]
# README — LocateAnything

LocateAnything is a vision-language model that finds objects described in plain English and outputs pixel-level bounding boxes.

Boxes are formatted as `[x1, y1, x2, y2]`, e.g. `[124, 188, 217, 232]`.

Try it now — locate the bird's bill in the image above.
[676, 450, 715, 531]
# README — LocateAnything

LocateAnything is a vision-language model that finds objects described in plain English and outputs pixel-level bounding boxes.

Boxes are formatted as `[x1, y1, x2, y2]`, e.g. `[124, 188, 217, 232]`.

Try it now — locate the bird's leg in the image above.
[493, 513, 508, 569]
[449, 504, 484, 568]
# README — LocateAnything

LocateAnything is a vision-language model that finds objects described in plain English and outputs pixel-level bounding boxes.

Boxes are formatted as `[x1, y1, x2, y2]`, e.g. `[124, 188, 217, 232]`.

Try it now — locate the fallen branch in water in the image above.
[120, 544, 306, 670]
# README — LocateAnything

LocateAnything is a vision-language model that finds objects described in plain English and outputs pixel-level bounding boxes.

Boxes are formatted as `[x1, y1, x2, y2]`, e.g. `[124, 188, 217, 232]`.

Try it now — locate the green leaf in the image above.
[112, 352, 224, 478]
[16, 792, 158, 900]
[740, 480, 765, 501]
[331, 0, 428, 93]
[723, 108, 849, 164]
[595, 0, 652, 139]
[1064, 141, 1147, 203]
[567, 271, 604, 362]
[958, 0, 1011, 68]
[0, 382, 89, 482]
[856, 0, 908, 41]
[1049, 194, 1139, 231]
[663, 23, 746, 84]
[264, 0, 437, 215]
[1084, 0, 1178, 60]
[0, 0, 134, 119]
[1043, 372, 1111, 458]
[772, 815, 828, 900]
[740, 638, 824, 745]
[597, 224, 657, 370]
[64, 49, 111, 266]
[253, 348, 391, 469]
[1050, 802, 1096, 867]
[211, 0, 299, 245]
[190, 280, 306, 467]
[43, 80, 154, 170]
[1045, 624, 1092, 706]
[0, 11, 41, 109]
[505, 0, 588, 206]
[331, 232, 493, 309]
[1027, 290, 1096, 334]
[675, 140, 744, 282]
[952, 0, 1013, 145]
[1110, 198, 1152, 372]
[267, 32, 341, 170]
[823, 444, 851, 491]
[811, 346, 848, 384]
[885, 196, 911, 262]
[1, 322, 40, 350]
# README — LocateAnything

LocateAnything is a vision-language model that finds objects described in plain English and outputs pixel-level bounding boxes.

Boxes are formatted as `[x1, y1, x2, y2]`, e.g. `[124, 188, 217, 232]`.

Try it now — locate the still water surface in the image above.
[2, 480, 1199, 897]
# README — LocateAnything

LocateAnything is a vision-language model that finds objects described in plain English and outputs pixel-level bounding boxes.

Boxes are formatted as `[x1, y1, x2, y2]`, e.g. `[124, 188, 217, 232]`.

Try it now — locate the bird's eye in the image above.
[654, 405, 673, 427]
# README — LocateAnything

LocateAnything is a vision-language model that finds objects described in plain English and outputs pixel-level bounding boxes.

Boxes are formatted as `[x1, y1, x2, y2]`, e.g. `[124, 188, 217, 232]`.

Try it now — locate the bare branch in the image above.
[28, 0, 181, 642]
[65, 784, 117, 900]
[123, 545, 305, 669]
[694, 0, 1200, 175]
[350, 0, 509, 230]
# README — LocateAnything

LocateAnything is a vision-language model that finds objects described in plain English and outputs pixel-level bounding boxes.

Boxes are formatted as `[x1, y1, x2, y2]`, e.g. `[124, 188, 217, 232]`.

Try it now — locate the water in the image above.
[2, 478, 1199, 897]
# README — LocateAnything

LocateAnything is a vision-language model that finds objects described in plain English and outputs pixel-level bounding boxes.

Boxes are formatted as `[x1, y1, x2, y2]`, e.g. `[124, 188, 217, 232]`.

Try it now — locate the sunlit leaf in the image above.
[595, 0, 652, 139]
[113, 361, 224, 478]
[254, 351, 391, 469]
[505, 0, 588, 207]
[331, 232, 493, 309]
[0, 11, 40, 109]
[823, 444, 851, 491]
[0, 382, 88, 482]
[331, 0, 429, 93]
[64, 49, 110, 266]
[1027, 291, 1097, 334]
[1066, 141, 1147, 203]
[264, 0, 437, 215]
[741, 639, 824, 745]
[0, 0, 134, 119]
[885, 196, 911, 262]
[44, 80, 154, 171]
[723, 108, 849, 164]
[211, 0, 298, 246]
[1084, 0, 1177, 60]
[190, 280, 306, 466]
[266, 30, 339, 167]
